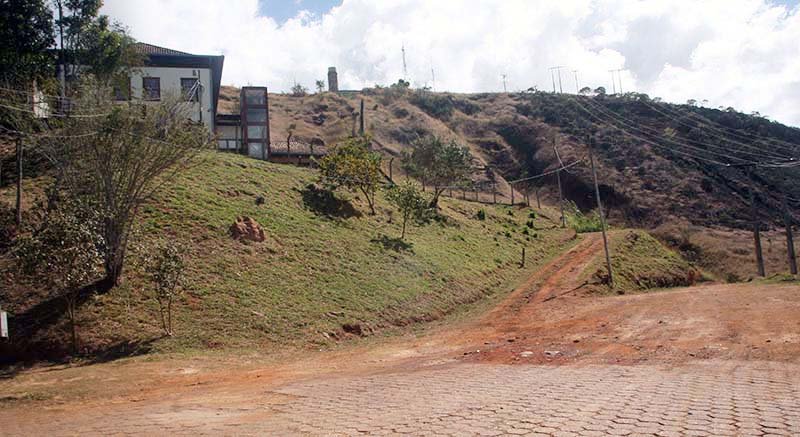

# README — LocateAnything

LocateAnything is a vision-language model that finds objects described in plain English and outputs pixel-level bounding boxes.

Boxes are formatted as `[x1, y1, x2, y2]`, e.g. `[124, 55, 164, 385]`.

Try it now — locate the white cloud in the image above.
[101, 0, 800, 126]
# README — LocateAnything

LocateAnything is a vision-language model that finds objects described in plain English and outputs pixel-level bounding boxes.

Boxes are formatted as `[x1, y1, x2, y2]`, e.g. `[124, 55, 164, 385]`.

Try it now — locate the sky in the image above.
[100, 0, 800, 127]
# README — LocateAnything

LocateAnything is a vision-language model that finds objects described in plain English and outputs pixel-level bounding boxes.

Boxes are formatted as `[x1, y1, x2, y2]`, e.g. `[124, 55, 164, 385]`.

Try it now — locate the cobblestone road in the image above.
[6, 360, 800, 436]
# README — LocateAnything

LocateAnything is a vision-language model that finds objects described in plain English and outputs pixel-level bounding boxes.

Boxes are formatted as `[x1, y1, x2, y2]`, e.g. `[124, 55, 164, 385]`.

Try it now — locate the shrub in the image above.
[565, 201, 603, 233]
[409, 90, 454, 119]
[476, 209, 486, 220]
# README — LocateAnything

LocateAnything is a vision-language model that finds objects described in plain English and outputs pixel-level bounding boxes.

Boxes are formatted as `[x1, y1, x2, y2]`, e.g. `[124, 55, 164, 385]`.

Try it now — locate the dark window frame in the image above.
[180, 77, 199, 102]
[113, 79, 131, 101]
[142, 77, 161, 101]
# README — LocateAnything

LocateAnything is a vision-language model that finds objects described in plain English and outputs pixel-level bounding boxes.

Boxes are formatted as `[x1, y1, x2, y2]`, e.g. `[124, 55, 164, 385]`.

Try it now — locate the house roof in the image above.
[135, 42, 225, 122]
[132, 43, 192, 56]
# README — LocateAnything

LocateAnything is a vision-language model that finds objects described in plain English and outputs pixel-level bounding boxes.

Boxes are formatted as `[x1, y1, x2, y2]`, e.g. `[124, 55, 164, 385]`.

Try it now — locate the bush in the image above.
[565, 201, 603, 233]
[476, 209, 486, 220]
[409, 90, 454, 119]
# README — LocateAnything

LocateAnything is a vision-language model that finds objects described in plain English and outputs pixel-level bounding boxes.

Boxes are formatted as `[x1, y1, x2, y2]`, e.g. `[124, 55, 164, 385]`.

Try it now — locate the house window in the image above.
[181, 78, 199, 102]
[246, 108, 268, 123]
[113, 84, 130, 101]
[112, 74, 130, 101]
[142, 77, 160, 101]
[244, 88, 266, 105]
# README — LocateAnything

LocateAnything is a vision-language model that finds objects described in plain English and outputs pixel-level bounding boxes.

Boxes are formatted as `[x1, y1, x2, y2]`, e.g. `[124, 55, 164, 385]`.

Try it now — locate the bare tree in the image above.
[35, 82, 212, 288]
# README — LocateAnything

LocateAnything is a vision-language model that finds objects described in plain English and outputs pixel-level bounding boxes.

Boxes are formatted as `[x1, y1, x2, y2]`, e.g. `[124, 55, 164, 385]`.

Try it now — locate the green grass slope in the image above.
[3, 151, 577, 360]
[583, 230, 703, 294]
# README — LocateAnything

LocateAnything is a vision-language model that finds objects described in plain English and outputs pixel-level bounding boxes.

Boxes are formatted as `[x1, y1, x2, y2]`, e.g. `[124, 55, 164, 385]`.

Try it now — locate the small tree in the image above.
[315, 79, 325, 93]
[386, 182, 428, 240]
[402, 135, 473, 208]
[144, 241, 185, 336]
[578, 86, 593, 95]
[317, 136, 383, 215]
[35, 82, 212, 288]
[594, 86, 606, 96]
[291, 83, 308, 97]
[15, 197, 105, 354]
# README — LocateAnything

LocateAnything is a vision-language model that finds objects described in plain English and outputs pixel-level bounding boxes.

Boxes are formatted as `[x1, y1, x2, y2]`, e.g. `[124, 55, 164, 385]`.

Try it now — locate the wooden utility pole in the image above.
[556, 169, 566, 228]
[589, 136, 613, 285]
[492, 182, 497, 204]
[521, 247, 526, 268]
[510, 185, 515, 205]
[359, 99, 365, 136]
[553, 137, 567, 227]
[15, 137, 22, 226]
[782, 195, 797, 275]
[536, 187, 541, 209]
[747, 168, 766, 277]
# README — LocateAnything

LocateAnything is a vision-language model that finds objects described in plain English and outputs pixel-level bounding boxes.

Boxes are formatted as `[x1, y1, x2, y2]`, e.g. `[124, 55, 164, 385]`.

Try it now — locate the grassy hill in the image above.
[221, 86, 800, 230]
[1, 151, 579, 361]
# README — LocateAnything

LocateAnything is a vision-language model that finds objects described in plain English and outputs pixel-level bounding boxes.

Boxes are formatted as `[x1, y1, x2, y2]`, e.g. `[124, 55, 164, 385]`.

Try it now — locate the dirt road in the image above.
[2, 233, 800, 435]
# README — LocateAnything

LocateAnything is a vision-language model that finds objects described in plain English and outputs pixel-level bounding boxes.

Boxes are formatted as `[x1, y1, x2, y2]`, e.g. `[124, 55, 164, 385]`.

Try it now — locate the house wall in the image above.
[130, 66, 214, 131]
[217, 124, 240, 151]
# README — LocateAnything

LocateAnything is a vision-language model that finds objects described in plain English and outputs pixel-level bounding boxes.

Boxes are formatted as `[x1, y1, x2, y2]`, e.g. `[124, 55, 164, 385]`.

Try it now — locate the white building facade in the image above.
[121, 44, 224, 132]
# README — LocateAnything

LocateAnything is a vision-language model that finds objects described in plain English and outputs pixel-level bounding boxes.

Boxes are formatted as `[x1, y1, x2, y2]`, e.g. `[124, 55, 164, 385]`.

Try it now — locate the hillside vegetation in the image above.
[224, 86, 800, 230]
[1, 152, 578, 361]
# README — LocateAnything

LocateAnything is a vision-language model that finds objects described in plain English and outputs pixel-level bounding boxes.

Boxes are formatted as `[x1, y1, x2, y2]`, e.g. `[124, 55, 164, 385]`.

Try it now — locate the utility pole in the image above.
[613, 69, 625, 93]
[573, 70, 579, 94]
[431, 67, 436, 91]
[401, 44, 408, 81]
[57, 0, 66, 103]
[359, 98, 365, 135]
[608, 70, 617, 94]
[548, 66, 565, 93]
[556, 169, 566, 228]
[589, 135, 614, 285]
[782, 195, 797, 275]
[747, 168, 766, 277]
[553, 137, 567, 228]
[15, 137, 22, 226]
[557, 68, 563, 93]
[501, 74, 507, 93]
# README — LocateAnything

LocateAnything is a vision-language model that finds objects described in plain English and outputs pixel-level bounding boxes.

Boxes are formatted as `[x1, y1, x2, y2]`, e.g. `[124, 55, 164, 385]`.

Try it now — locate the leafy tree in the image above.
[0, 0, 55, 85]
[578, 86, 593, 95]
[386, 181, 428, 240]
[391, 79, 410, 89]
[594, 86, 606, 96]
[317, 136, 383, 215]
[402, 135, 473, 208]
[144, 241, 186, 336]
[34, 82, 212, 288]
[15, 196, 104, 354]
[291, 83, 308, 97]
[315, 79, 325, 93]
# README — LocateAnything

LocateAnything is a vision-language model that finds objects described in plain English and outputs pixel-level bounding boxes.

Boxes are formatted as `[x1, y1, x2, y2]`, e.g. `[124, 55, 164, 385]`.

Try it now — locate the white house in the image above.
[119, 43, 225, 132]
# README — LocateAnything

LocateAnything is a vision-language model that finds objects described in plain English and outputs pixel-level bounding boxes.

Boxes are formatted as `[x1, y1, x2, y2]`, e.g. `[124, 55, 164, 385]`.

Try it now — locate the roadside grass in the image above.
[582, 229, 704, 295]
[4, 151, 577, 358]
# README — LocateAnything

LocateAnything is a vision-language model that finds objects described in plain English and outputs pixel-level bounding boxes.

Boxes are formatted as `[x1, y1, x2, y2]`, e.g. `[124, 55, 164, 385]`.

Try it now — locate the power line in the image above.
[577, 96, 792, 162]
[573, 97, 752, 165]
[572, 98, 741, 167]
[507, 159, 583, 184]
[637, 97, 800, 154]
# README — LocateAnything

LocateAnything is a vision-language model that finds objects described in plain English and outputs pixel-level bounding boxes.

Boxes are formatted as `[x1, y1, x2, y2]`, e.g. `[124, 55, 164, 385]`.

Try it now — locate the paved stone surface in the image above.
[5, 360, 800, 436]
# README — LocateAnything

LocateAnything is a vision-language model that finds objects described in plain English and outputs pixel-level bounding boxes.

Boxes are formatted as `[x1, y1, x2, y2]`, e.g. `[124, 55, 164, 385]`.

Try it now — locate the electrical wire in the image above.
[638, 97, 800, 153]
[581, 96, 793, 162]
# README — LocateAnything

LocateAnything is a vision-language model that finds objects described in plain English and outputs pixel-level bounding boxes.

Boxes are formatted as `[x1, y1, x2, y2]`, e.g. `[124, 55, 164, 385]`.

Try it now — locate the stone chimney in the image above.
[327, 67, 339, 92]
